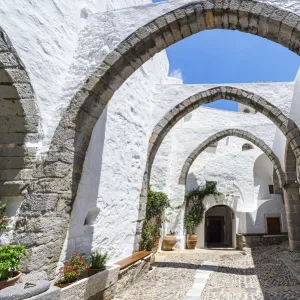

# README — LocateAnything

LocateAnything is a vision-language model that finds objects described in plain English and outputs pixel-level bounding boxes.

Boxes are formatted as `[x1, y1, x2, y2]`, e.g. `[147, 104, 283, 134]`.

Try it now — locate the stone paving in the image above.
[115, 243, 300, 300]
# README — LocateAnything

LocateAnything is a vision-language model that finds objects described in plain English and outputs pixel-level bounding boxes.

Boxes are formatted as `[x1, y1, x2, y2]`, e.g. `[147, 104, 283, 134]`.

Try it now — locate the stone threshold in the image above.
[184, 261, 218, 300]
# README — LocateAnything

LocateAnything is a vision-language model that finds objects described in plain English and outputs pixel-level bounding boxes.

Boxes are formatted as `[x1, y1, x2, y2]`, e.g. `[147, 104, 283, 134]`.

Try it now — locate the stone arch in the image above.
[179, 129, 285, 188]
[148, 87, 300, 174]
[22, 0, 300, 273]
[0, 29, 39, 217]
[47, 1, 300, 208]
[285, 142, 297, 184]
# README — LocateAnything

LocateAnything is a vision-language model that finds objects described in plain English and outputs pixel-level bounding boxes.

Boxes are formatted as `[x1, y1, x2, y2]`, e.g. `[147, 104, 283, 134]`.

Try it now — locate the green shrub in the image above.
[90, 250, 109, 270]
[0, 245, 27, 281]
[140, 187, 170, 251]
[140, 223, 160, 251]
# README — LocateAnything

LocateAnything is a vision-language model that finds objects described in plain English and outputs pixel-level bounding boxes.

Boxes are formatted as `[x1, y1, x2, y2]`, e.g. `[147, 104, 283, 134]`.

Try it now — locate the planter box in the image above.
[60, 265, 119, 300]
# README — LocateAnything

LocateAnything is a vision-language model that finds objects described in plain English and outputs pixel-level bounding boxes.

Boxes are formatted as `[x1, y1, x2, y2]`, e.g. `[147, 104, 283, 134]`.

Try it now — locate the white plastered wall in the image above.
[0, 0, 298, 261]
[150, 106, 287, 248]
[1, 0, 299, 153]
[61, 52, 175, 263]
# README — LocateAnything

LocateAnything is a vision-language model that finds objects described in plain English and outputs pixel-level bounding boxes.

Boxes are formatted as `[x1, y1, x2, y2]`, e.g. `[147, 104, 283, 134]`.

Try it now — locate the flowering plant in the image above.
[0, 203, 10, 230]
[55, 253, 88, 285]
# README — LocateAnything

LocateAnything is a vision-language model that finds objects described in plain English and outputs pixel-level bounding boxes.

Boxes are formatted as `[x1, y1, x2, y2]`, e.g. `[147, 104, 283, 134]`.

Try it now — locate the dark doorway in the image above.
[205, 205, 233, 248]
[267, 217, 281, 234]
[207, 216, 224, 244]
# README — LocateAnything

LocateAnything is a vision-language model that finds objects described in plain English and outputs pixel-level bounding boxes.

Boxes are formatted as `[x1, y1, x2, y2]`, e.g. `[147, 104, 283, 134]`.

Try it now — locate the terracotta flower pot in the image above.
[163, 235, 177, 251]
[0, 271, 21, 290]
[88, 268, 105, 277]
[187, 234, 197, 249]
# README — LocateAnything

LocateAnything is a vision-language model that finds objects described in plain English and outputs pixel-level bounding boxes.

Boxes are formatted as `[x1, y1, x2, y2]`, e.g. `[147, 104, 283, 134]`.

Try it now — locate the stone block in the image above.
[0, 52, 19, 67]
[266, 9, 289, 43]
[0, 37, 9, 51]
[258, 4, 276, 38]
[22, 193, 59, 212]
[185, 5, 200, 34]
[228, 0, 241, 30]
[279, 13, 300, 47]
[29, 286, 61, 300]
[0, 280, 50, 300]
[0, 169, 33, 181]
[0, 181, 27, 196]
[248, 2, 264, 34]
[174, 9, 192, 38]
[238, 1, 255, 31]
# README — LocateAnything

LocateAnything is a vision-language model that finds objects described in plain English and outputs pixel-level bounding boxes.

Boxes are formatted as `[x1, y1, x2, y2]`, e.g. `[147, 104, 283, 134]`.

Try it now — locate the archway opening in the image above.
[205, 205, 235, 248]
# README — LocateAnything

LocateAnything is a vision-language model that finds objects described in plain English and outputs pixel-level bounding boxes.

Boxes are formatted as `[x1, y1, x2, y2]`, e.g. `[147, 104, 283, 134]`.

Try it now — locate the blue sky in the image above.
[152, 0, 300, 111]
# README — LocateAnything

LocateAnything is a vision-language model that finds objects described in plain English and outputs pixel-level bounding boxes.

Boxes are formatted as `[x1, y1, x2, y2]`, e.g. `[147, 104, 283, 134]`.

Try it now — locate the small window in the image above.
[243, 108, 250, 113]
[269, 185, 274, 194]
[242, 143, 253, 151]
[206, 181, 217, 188]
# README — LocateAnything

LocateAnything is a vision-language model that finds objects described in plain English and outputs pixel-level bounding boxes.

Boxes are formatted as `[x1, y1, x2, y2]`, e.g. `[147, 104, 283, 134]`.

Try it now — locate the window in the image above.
[206, 181, 217, 188]
[269, 185, 274, 194]
[243, 108, 250, 113]
[242, 143, 254, 151]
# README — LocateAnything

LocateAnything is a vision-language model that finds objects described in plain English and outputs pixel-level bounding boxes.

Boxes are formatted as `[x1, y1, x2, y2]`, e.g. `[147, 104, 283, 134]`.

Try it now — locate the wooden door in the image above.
[267, 217, 281, 234]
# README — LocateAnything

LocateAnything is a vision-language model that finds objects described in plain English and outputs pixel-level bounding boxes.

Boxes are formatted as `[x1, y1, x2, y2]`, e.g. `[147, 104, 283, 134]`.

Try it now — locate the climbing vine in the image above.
[140, 182, 221, 249]
[140, 187, 170, 251]
[184, 182, 221, 235]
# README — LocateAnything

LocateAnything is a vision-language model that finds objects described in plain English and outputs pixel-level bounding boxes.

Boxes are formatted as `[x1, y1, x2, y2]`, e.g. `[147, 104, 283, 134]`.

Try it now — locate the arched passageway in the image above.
[180, 129, 295, 249]
[205, 205, 235, 248]
[20, 0, 300, 273]
[136, 87, 298, 251]
[0, 29, 38, 224]
[179, 129, 285, 187]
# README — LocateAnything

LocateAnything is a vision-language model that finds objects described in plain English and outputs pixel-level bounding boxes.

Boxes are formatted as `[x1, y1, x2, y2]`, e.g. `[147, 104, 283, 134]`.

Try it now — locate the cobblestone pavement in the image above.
[115, 243, 300, 300]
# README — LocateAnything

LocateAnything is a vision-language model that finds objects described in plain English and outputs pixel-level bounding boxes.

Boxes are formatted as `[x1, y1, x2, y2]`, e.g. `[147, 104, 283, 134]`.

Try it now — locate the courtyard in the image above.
[116, 244, 300, 300]
[2, 0, 300, 299]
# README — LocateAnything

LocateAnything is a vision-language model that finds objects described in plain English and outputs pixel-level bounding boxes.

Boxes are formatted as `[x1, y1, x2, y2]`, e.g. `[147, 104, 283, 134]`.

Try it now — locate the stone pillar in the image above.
[283, 184, 300, 251]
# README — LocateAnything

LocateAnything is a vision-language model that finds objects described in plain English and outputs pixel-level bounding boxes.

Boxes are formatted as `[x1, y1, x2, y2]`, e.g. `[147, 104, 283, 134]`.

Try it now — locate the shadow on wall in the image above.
[253, 154, 273, 201]
[63, 109, 108, 261]
[245, 199, 287, 234]
[0, 94, 27, 227]
[186, 172, 199, 191]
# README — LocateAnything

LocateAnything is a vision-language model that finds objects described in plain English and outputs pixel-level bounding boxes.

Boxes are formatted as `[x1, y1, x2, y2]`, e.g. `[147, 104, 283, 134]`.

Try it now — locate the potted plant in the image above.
[185, 213, 197, 249]
[163, 230, 177, 251]
[88, 250, 109, 277]
[0, 245, 27, 290]
[55, 252, 88, 288]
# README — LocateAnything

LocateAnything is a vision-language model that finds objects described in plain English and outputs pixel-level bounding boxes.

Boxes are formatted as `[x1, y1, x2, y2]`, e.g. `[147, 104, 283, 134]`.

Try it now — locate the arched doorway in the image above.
[205, 205, 235, 248]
